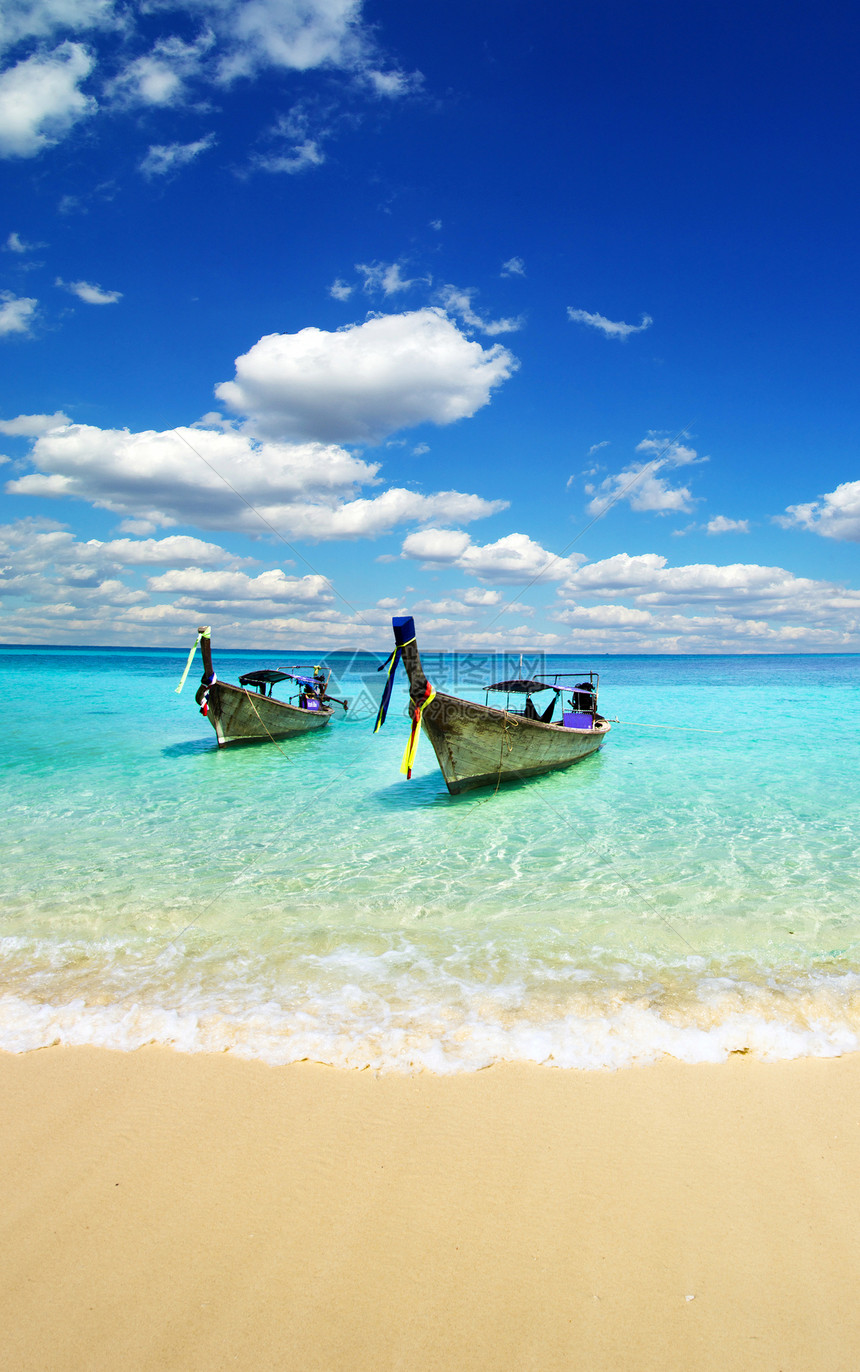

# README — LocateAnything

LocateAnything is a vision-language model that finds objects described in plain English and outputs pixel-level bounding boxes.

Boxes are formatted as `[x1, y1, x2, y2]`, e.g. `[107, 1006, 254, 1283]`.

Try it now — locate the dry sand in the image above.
[2, 1046, 860, 1371]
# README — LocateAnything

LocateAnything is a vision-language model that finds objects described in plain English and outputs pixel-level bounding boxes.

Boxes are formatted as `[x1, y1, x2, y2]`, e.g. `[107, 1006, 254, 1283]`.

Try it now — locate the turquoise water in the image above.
[2, 644, 859, 1070]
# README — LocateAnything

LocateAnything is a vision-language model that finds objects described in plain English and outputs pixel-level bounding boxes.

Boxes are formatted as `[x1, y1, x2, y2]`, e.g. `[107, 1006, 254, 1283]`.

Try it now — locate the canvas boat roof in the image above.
[486, 678, 560, 694]
[239, 669, 320, 688]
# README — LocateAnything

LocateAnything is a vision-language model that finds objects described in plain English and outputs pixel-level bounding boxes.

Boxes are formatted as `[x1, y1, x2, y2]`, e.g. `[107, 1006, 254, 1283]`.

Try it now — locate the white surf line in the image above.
[477, 422, 696, 634]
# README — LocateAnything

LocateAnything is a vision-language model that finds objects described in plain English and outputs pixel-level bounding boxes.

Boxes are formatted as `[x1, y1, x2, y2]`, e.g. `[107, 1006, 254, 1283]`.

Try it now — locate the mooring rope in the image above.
[450, 709, 519, 824]
[241, 688, 332, 762]
[609, 718, 722, 734]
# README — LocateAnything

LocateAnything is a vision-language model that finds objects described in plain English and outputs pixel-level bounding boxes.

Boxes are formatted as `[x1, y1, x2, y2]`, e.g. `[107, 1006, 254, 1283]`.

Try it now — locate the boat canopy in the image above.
[239, 669, 290, 687]
[486, 678, 559, 694]
[239, 669, 320, 688]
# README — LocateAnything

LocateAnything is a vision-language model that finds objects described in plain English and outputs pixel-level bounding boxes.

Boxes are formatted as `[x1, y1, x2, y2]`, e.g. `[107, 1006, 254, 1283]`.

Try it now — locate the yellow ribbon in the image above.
[175, 626, 210, 694]
[400, 684, 436, 777]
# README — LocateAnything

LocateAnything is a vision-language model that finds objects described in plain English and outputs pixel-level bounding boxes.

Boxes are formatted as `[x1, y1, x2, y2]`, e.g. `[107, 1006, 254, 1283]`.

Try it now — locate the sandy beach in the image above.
[2, 1048, 860, 1370]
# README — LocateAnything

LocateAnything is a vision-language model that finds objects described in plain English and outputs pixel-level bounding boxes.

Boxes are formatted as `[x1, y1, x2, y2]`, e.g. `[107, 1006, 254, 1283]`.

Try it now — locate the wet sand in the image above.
[2, 1046, 860, 1370]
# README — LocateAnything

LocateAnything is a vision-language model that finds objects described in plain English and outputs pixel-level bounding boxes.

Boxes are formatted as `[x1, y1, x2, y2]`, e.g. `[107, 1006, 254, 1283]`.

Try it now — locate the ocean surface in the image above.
[2, 643, 859, 1072]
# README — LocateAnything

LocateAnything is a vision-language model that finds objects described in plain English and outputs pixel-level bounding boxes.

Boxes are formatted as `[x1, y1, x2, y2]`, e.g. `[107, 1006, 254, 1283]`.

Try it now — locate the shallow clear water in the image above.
[2, 644, 859, 1070]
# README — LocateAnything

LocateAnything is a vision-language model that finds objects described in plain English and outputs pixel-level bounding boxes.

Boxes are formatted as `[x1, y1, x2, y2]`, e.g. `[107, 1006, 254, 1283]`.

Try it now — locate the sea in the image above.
[2, 643, 859, 1072]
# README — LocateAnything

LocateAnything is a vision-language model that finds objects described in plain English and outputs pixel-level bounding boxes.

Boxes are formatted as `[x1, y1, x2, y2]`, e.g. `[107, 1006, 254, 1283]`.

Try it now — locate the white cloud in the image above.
[329, 278, 353, 301]
[0, 516, 380, 647]
[89, 535, 253, 567]
[545, 550, 860, 651]
[500, 257, 525, 277]
[0, 42, 95, 157]
[589, 469, 695, 515]
[365, 67, 420, 97]
[585, 435, 704, 516]
[409, 595, 531, 622]
[247, 99, 336, 177]
[0, 410, 69, 434]
[139, 134, 215, 177]
[252, 132, 325, 174]
[635, 435, 701, 465]
[410, 596, 473, 617]
[7, 421, 506, 539]
[560, 552, 844, 612]
[4, 230, 40, 253]
[4, 514, 858, 652]
[567, 307, 652, 339]
[0, 291, 38, 335]
[8, 423, 372, 524]
[462, 586, 501, 606]
[705, 515, 749, 535]
[0, 0, 118, 53]
[56, 277, 122, 304]
[0, 520, 246, 578]
[0, 1, 414, 175]
[569, 440, 611, 487]
[435, 284, 523, 336]
[211, 0, 371, 84]
[400, 527, 470, 563]
[147, 566, 330, 605]
[110, 34, 214, 107]
[357, 260, 418, 295]
[115, 57, 180, 107]
[194, 0, 415, 94]
[402, 529, 580, 584]
[397, 536, 860, 648]
[555, 603, 654, 628]
[549, 606, 857, 653]
[215, 308, 519, 443]
[777, 481, 860, 543]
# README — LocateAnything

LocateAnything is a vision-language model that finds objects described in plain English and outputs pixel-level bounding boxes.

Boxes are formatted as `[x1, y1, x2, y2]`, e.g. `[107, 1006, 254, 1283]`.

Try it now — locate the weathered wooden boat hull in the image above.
[421, 691, 609, 793]
[206, 681, 333, 747]
[390, 615, 610, 793]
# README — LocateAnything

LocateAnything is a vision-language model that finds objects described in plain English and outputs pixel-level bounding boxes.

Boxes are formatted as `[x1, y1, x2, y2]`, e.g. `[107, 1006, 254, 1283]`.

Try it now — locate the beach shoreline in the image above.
[2, 1046, 860, 1370]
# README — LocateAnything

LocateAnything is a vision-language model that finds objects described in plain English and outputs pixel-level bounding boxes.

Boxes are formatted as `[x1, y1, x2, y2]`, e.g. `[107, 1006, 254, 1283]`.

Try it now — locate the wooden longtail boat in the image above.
[376, 616, 610, 794]
[177, 626, 346, 747]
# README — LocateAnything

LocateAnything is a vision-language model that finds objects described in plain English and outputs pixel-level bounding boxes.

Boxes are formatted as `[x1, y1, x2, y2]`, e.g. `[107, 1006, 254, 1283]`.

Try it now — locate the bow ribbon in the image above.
[400, 680, 436, 779]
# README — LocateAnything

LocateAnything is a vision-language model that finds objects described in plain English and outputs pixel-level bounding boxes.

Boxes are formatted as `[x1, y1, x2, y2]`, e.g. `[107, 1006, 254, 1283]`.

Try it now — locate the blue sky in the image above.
[1, 0, 858, 651]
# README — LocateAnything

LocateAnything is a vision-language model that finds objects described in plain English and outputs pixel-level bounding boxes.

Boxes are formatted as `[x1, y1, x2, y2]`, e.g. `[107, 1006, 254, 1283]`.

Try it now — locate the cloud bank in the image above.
[6, 421, 507, 538]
